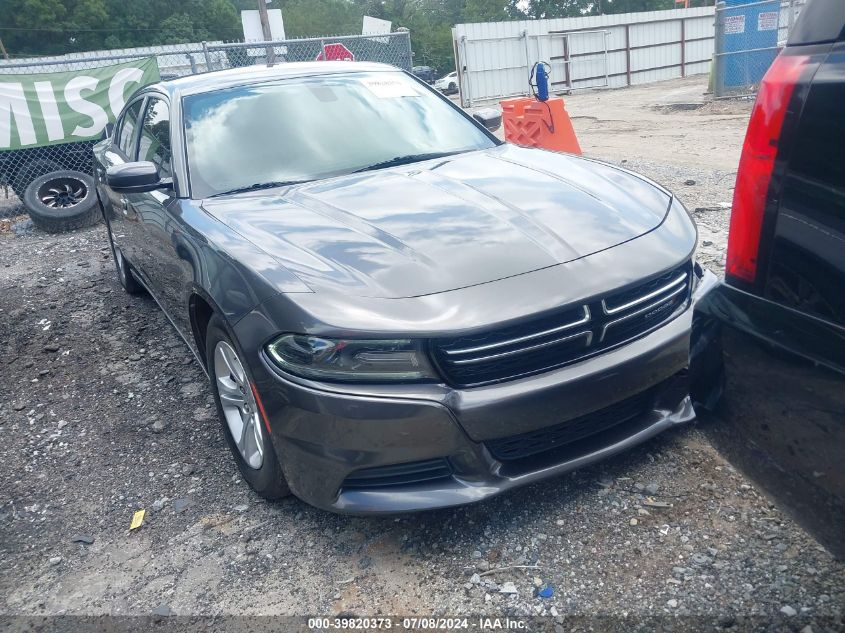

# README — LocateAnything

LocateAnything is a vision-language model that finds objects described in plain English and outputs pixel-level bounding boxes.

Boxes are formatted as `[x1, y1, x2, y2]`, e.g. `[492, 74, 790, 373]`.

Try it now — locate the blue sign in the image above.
[720, 0, 779, 88]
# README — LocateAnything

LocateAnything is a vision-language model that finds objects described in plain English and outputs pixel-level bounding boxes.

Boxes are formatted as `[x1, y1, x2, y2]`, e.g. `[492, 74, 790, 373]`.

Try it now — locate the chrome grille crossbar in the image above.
[600, 283, 688, 341]
[450, 330, 593, 366]
[442, 306, 591, 357]
[601, 271, 689, 315]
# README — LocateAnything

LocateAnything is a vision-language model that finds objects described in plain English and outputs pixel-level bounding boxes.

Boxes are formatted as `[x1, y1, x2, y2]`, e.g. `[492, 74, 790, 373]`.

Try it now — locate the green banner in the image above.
[0, 57, 160, 150]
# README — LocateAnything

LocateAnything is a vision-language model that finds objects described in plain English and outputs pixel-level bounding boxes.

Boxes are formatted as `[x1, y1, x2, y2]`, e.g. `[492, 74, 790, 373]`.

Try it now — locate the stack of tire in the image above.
[7, 144, 100, 233]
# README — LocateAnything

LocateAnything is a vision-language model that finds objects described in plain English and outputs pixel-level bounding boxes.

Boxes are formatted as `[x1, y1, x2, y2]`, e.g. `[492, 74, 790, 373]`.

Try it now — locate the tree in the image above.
[463, 0, 510, 23]
[0, 0, 70, 56]
[601, 0, 675, 13]
[281, 0, 363, 37]
[0, 0, 243, 56]
[157, 14, 196, 44]
[68, 0, 109, 52]
[521, 0, 594, 19]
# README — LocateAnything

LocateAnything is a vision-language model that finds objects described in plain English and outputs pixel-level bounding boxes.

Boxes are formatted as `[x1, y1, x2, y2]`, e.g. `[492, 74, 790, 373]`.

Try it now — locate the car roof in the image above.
[146, 61, 402, 98]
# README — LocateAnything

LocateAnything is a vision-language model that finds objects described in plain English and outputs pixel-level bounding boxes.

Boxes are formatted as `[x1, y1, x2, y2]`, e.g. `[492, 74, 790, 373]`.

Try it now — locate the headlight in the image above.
[265, 334, 437, 382]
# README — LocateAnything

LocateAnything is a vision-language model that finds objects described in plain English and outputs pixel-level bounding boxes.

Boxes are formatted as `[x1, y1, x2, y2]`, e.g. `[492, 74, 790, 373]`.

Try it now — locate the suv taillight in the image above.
[725, 53, 808, 285]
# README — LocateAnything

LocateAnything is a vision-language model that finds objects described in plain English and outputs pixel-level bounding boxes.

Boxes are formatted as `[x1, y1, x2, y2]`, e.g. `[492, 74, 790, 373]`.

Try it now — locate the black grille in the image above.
[342, 458, 452, 490]
[432, 263, 691, 387]
[486, 388, 655, 462]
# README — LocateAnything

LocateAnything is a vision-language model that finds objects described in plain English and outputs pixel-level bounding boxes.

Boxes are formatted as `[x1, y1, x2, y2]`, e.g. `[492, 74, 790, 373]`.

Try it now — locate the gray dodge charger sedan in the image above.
[94, 62, 721, 513]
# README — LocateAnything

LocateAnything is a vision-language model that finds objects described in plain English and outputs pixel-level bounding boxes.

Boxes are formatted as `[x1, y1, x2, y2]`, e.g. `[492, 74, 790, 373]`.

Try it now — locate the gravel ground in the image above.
[609, 158, 736, 277]
[1, 77, 843, 626]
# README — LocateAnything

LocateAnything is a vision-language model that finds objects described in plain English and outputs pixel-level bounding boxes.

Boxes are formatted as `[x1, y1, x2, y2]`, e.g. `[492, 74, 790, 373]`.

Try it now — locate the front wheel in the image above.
[206, 315, 290, 499]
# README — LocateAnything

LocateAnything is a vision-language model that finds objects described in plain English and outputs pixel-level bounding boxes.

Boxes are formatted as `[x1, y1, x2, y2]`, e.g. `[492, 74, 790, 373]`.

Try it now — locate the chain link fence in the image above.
[713, 0, 805, 97]
[0, 32, 413, 212]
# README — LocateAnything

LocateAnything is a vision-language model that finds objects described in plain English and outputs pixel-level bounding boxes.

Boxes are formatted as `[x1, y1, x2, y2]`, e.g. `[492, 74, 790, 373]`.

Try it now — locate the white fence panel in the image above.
[454, 6, 716, 106]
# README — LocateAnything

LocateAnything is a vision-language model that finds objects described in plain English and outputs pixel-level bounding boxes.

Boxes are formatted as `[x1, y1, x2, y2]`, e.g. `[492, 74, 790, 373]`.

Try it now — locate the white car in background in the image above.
[435, 71, 459, 94]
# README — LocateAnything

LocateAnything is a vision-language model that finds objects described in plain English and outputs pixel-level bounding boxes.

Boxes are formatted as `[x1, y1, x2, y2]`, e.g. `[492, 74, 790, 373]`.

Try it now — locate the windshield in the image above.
[183, 71, 496, 198]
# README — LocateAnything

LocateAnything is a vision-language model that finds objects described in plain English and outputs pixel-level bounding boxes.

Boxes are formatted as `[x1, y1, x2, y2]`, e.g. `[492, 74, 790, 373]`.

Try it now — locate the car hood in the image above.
[201, 144, 671, 299]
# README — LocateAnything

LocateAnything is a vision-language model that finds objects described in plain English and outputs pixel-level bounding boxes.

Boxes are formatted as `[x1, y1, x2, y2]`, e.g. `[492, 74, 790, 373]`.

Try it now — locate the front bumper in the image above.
[245, 268, 721, 514]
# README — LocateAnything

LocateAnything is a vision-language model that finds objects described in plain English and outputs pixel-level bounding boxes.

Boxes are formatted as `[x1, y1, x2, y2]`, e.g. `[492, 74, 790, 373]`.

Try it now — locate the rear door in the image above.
[705, 3, 845, 558]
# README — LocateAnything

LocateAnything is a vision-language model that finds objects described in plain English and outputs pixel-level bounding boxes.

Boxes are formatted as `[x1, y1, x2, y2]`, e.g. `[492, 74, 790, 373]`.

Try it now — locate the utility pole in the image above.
[0, 37, 9, 61]
[257, 0, 276, 66]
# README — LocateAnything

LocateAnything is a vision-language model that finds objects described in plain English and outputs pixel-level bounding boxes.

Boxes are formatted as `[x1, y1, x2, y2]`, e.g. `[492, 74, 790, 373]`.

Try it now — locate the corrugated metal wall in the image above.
[453, 7, 716, 106]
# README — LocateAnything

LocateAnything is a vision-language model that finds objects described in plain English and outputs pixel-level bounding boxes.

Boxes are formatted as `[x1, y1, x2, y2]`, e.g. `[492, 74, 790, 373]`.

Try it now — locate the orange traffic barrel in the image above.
[500, 96, 582, 155]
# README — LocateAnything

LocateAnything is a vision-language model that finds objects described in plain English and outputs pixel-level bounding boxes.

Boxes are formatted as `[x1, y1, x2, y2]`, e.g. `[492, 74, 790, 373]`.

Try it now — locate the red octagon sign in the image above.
[316, 43, 355, 62]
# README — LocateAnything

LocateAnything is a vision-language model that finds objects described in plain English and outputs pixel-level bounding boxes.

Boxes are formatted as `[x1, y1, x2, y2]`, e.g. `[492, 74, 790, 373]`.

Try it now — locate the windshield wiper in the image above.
[351, 151, 467, 174]
[210, 180, 310, 197]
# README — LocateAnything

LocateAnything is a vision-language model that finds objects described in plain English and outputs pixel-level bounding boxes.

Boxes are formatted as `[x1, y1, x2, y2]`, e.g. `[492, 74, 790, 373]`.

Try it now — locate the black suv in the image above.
[702, 0, 845, 558]
[412, 65, 436, 84]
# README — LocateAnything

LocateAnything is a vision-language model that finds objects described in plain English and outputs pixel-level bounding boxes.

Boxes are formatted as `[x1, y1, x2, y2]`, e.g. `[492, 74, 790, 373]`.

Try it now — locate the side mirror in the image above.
[473, 108, 502, 133]
[107, 162, 172, 194]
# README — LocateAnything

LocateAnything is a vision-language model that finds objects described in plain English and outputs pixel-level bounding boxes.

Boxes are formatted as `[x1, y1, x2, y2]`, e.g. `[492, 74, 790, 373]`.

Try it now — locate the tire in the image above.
[205, 314, 290, 499]
[113, 246, 145, 295]
[448, 82, 457, 93]
[11, 158, 62, 200]
[23, 170, 100, 233]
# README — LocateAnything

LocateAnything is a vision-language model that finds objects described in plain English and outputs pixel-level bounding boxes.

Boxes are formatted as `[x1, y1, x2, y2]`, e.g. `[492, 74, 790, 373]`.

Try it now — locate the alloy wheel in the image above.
[214, 341, 264, 469]
[38, 177, 88, 209]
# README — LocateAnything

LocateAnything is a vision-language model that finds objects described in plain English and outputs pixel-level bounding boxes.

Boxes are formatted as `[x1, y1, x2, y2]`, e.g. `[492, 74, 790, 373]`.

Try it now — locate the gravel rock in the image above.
[70, 534, 95, 545]
[779, 605, 797, 617]
[11, 219, 34, 235]
[499, 582, 518, 595]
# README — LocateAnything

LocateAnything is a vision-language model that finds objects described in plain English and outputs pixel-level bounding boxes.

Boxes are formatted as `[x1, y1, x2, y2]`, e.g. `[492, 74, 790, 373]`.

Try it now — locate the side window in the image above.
[117, 100, 143, 158]
[138, 98, 172, 179]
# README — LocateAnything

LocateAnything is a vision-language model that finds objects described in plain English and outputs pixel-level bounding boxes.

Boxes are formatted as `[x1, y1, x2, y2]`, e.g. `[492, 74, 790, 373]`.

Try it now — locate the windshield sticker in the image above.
[360, 78, 420, 98]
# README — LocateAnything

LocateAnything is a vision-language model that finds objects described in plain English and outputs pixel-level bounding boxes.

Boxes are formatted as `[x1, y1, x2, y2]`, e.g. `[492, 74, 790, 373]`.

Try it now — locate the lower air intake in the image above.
[342, 458, 453, 489]
[485, 388, 655, 462]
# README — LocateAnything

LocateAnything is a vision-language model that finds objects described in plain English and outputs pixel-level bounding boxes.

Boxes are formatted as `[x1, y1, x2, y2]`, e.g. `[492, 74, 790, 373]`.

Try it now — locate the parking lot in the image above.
[1, 77, 843, 623]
